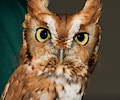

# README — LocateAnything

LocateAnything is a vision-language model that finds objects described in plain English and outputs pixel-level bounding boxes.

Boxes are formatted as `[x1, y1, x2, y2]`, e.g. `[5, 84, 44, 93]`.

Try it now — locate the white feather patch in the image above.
[40, 92, 48, 100]
[58, 83, 82, 100]
[67, 19, 82, 47]
[56, 66, 63, 76]
[44, 16, 58, 42]
[37, 70, 44, 76]
[68, 19, 82, 38]
[2, 82, 10, 99]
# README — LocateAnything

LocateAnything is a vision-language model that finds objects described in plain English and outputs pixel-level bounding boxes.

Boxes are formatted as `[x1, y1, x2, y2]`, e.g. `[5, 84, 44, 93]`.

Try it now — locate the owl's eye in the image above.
[35, 28, 51, 42]
[75, 32, 89, 45]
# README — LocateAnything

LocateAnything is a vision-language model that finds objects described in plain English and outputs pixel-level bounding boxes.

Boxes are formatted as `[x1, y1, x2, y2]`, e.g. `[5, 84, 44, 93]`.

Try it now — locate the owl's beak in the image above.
[59, 49, 64, 64]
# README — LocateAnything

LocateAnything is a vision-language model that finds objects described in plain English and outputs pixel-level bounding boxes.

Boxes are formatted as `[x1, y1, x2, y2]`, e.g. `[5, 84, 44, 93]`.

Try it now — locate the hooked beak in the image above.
[59, 49, 64, 64]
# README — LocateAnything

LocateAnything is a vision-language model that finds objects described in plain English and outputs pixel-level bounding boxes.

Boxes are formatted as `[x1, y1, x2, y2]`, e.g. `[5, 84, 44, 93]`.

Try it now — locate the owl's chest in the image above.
[56, 83, 84, 100]
[27, 68, 85, 100]
[36, 76, 84, 100]
[37, 80, 84, 100]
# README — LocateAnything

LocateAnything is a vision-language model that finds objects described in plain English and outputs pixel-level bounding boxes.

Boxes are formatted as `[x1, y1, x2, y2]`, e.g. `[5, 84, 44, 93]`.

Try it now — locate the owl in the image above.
[1, 0, 103, 100]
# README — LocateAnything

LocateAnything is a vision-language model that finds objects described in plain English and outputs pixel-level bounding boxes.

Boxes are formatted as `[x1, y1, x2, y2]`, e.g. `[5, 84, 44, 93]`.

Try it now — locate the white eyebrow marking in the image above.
[68, 19, 82, 39]
[44, 16, 58, 41]
[67, 19, 82, 48]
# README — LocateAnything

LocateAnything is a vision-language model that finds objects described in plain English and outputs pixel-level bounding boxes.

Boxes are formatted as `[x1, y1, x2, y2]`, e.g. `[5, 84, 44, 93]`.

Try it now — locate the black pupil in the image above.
[77, 33, 85, 42]
[40, 30, 48, 39]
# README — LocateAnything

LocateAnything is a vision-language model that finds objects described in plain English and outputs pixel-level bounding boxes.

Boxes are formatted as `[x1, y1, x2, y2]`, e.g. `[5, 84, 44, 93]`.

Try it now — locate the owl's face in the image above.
[20, 0, 102, 81]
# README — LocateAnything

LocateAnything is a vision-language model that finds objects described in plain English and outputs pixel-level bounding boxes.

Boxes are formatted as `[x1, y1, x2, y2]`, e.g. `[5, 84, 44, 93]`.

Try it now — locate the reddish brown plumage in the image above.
[1, 0, 103, 100]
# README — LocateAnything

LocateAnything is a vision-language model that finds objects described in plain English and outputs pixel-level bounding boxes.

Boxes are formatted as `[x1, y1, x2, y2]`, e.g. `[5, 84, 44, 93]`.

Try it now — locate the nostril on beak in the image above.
[59, 49, 64, 64]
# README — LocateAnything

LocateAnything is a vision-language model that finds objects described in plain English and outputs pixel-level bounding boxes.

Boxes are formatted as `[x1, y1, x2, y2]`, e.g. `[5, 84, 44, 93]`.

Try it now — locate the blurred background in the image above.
[0, 0, 120, 99]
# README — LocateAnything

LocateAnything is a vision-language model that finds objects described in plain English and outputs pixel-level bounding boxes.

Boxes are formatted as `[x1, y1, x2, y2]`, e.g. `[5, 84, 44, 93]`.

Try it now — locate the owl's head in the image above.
[20, 0, 103, 80]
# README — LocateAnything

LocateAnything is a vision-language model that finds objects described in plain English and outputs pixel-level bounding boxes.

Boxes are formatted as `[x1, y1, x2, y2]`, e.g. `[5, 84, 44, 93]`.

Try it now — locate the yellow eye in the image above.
[75, 32, 89, 45]
[35, 28, 50, 42]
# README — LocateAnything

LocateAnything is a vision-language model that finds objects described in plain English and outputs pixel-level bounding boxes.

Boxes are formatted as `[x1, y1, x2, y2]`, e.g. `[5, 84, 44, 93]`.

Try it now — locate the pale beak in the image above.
[59, 49, 64, 64]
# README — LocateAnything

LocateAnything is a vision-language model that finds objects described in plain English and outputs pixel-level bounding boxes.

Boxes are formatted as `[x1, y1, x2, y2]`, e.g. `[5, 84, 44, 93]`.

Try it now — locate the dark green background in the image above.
[0, 0, 120, 100]
[0, 0, 27, 95]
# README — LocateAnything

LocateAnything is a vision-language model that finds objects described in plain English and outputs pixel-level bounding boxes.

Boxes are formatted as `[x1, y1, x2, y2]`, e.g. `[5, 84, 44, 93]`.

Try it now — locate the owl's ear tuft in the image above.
[78, 0, 103, 25]
[27, 0, 51, 17]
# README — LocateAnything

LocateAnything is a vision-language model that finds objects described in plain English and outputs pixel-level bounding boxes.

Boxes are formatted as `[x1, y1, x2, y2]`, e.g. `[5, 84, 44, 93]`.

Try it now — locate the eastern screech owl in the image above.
[1, 0, 103, 100]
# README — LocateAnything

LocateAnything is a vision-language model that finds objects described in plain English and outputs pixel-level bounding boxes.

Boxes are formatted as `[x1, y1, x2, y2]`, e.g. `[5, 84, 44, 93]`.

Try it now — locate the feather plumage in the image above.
[1, 0, 103, 100]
